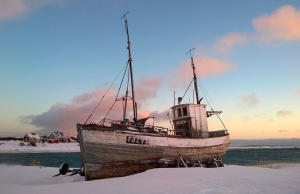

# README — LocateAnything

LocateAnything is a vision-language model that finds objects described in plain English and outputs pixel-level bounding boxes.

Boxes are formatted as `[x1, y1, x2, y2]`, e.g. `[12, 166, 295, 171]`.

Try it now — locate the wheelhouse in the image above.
[172, 103, 226, 138]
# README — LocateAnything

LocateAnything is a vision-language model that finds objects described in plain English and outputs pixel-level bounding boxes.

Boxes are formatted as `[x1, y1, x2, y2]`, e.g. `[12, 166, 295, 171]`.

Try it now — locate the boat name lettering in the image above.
[175, 120, 186, 125]
[126, 136, 149, 145]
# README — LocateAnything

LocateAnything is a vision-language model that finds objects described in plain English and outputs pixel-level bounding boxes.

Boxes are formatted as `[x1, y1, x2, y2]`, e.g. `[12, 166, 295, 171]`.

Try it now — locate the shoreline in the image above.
[1, 140, 300, 154]
[0, 140, 80, 153]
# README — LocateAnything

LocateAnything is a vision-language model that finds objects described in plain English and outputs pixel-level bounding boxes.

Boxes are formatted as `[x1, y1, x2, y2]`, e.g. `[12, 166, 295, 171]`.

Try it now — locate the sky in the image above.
[0, 0, 300, 139]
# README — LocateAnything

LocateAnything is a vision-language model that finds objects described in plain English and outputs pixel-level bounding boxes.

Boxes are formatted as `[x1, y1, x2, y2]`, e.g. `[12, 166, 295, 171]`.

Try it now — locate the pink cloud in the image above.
[239, 92, 260, 108]
[20, 88, 120, 135]
[135, 76, 162, 102]
[170, 57, 235, 88]
[0, 0, 63, 21]
[138, 110, 151, 118]
[295, 88, 300, 96]
[137, 109, 170, 123]
[20, 76, 165, 135]
[214, 32, 249, 53]
[193, 58, 235, 76]
[212, 5, 300, 51]
[0, 0, 28, 20]
[253, 5, 300, 41]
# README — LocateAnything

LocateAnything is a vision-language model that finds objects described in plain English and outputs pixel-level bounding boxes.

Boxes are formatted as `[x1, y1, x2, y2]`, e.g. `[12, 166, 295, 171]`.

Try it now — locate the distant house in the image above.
[39, 135, 47, 143]
[59, 136, 70, 143]
[23, 133, 40, 142]
[47, 139, 59, 144]
[47, 132, 77, 143]
[48, 131, 66, 144]
[48, 131, 64, 140]
[66, 134, 77, 142]
[58, 134, 78, 143]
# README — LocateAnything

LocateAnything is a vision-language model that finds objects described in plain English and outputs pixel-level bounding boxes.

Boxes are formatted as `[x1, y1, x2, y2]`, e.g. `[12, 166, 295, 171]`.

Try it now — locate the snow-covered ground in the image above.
[1, 164, 299, 194]
[1, 140, 300, 193]
[0, 140, 80, 153]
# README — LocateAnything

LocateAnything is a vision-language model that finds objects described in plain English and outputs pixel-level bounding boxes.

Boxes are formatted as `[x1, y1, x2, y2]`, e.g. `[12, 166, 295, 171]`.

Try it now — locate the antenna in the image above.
[121, 11, 130, 21]
[186, 48, 195, 58]
[186, 48, 200, 104]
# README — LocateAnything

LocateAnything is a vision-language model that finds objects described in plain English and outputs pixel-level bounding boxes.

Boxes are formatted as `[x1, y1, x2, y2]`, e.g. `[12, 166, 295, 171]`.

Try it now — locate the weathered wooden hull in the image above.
[77, 123, 230, 181]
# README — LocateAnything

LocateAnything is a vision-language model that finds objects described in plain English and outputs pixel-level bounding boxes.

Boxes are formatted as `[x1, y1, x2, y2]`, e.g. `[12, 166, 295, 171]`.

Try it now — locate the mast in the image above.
[122, 12, 137, 122]
[186, 48, 200, 104]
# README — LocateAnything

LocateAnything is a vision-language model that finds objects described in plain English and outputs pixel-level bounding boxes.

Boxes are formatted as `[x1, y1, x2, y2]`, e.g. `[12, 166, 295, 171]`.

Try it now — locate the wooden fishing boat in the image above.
[77, 13, 229, 181]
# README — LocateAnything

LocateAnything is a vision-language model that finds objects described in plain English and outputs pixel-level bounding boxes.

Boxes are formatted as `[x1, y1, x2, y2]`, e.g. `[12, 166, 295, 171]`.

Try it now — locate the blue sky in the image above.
[0, 0, 300, 139]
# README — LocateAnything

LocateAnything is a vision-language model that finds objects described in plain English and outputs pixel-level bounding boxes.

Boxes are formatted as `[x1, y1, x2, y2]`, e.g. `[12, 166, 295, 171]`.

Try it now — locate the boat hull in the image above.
[77, 124, 230, 181]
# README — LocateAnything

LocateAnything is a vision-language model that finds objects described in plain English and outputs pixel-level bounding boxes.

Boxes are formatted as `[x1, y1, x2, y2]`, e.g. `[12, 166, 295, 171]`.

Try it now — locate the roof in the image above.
[51, 131, 64, 137]
[24, 133, 40, 139]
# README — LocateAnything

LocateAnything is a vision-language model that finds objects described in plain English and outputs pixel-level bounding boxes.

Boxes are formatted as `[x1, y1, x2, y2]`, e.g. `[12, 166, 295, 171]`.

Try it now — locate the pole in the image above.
[122, 12, 137, 122]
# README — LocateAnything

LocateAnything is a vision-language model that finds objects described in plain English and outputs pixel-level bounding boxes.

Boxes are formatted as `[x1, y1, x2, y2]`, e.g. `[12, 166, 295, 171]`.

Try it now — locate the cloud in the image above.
[193, 58, 235, 77]
[253, 5, 300, 42]
[295, 88, 300, 96]
[262, 119, 273, 122]
[0, 0, 61, 21]
[20, 88, 117, 135]
[276, 110, 292, 117]
[138, 110, 151, 119]
[239, 92, 260, 108]
[147, 110, 170, 122]
[242, 117, 252, 122]
[254, 112, 266, 118]
[214, 32, 249, 53]
[136, 109, 170, 126]
[20, 76, 165, 135]
[278, 129, 287, 133]
[170, 57, 235, 89]
[211, 5, 300, 53]
[135, 76, 162, 103]
[0, 0, 28, 20]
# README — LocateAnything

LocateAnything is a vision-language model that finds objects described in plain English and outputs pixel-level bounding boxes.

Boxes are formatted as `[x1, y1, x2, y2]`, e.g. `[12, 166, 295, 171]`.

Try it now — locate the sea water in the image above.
[0, 148, 300, 168]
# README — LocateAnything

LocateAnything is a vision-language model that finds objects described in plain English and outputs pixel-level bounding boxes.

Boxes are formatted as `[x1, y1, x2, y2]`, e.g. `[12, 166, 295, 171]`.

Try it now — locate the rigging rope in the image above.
[183, 54, 188, 95]
[84, 61, 128, 124]
[99, 61, 129, 124]
[195, 69, 227, 130]
[115, 61, 129, 101]
[182, 79, 194, 102]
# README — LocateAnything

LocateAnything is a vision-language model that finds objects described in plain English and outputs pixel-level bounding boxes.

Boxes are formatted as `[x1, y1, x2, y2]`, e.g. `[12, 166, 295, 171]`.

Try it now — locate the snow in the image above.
[24, 133, 40, 139]
[0, 140, 80, 153]
[0, 164, 300, 194]
[1, 140, 300, 193]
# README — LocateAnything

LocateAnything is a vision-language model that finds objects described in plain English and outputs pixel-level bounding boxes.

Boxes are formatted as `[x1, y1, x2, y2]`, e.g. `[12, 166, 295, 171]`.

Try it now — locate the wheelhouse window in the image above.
[182, 106, 188, 116]
[177, 108, 182, 117]
[174, 106, 188, 118]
